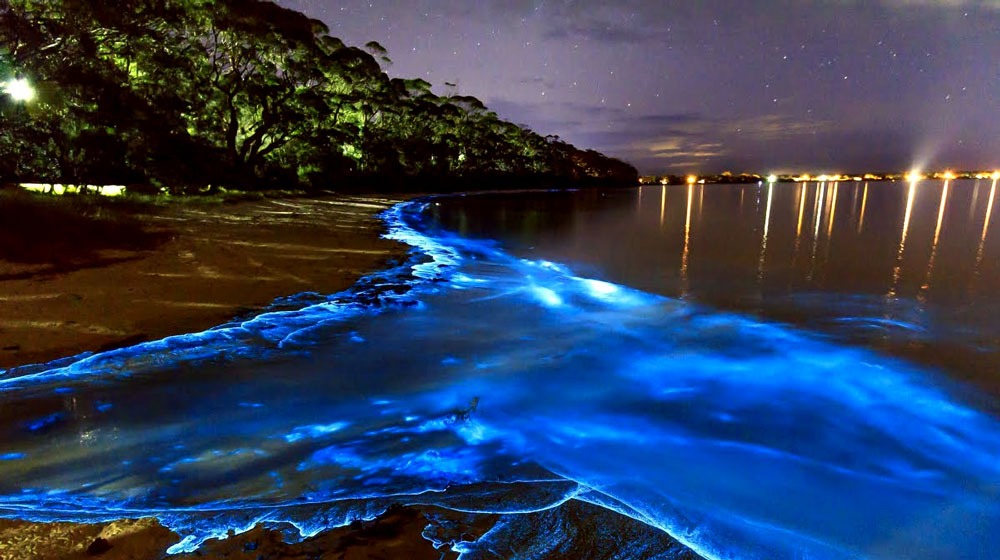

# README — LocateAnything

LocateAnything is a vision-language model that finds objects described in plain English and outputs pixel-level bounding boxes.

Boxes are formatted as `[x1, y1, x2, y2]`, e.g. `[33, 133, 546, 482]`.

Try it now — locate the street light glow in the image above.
[767, 174, 777, 183]
[2, 78, 35, 102]
[686, 175, 697, 184]
[905, 171, 922, 182]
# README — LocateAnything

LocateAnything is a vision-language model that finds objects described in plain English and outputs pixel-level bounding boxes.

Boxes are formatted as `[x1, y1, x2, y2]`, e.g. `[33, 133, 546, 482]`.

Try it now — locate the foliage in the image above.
[0, 0, 637, 193]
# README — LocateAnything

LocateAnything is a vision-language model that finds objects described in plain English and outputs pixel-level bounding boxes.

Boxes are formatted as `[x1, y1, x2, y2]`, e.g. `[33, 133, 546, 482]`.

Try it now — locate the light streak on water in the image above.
[699, 184, 705, 218]
[858, 183, 869, 233]
[921, 181, 950, 301]
[660, 184, 667, 228]
[935, 180, 950, 242]
[985, 180, 997, 242]
[808, 182, 826, 280]
[758, 182, 773, 284]
[970, 180, 982, 222]
[889, 180, 918, 298]
[681, 184, 693, 295]
[975, 179, 997, 275]
[792, 183, 807, 268]
[813, 182, 825, 239]
[827, 182, 839, 239]
[796, 183, 807, 239]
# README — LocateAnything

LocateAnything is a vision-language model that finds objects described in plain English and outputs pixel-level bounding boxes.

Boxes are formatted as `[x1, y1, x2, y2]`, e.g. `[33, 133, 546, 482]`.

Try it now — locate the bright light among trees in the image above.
[2, 78, 35, 102]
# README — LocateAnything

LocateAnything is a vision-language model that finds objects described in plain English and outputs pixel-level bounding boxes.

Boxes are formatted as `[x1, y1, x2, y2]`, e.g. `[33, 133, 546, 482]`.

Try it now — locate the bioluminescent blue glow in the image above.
[0, 195, 998, 559]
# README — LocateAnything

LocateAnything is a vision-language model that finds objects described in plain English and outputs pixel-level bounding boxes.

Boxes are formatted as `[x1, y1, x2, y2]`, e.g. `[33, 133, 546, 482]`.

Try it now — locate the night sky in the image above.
[279, 0, 1000, 175]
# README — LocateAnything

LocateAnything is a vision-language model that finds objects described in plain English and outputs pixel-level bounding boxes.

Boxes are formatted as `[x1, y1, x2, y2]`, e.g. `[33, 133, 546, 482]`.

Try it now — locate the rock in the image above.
[86, 537, 113, 555]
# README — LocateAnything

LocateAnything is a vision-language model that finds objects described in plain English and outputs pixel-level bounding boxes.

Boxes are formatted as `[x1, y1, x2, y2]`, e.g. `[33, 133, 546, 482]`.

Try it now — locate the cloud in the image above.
[483, 95, 930, 174]
[650, 141, 727, 159]
[596, 113, 835, 172]
[728, 114, 831, 141]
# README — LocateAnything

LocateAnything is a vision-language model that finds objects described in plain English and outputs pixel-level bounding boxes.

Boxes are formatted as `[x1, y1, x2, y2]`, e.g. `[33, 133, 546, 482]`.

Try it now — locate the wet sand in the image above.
[0, 194, 412, 370]
[0, 193, 437, 558]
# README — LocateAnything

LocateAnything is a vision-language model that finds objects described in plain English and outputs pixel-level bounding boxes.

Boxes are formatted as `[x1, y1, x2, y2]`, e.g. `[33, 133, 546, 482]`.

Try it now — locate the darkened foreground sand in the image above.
[0, 192, 412, 369]
[0, 506, 478, 560]
[0, 500, 704, 559]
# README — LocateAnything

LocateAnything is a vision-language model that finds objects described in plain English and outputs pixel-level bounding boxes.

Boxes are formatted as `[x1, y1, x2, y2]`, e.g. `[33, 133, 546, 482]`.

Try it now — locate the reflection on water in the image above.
[440, 181, 1000, 399]
[681, 184, 693, 296]
[920, 180, 950, 303]
[0, 188, 998, 559]
[977, 179, 998, 275]
[889, 180, 917, 298]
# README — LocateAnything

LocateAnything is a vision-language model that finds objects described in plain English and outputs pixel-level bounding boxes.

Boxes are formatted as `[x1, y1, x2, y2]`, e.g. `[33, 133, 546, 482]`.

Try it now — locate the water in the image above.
[435, 181, 1000, 402]
[0, 183, 998, 559]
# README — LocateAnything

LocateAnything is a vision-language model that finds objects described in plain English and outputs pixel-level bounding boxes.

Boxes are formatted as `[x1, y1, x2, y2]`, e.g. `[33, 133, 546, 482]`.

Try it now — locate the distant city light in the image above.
[2, 77, 35, 102]
[640, 170, 993, 186]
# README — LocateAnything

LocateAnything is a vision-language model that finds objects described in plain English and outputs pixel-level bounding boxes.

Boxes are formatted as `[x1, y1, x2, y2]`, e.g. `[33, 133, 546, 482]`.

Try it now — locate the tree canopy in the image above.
[0, 0, 637, 193]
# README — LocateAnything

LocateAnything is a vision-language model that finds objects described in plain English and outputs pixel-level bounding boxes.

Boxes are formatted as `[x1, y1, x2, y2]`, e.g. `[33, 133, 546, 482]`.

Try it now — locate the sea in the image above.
[1, 181, 998, 559]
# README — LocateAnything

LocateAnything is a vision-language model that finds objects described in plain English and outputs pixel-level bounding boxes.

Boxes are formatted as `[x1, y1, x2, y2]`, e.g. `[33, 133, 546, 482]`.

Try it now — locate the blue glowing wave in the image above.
[0, 196, 998, 559]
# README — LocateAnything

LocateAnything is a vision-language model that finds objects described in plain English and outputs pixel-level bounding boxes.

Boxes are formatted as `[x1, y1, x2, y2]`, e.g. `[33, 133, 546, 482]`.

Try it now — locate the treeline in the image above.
[0, 0, 637, 194]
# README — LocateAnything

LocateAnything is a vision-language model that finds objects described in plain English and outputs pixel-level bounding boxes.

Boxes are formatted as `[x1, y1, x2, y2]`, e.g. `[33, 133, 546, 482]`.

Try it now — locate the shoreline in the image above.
[0, 193, 415, 371]
[0, 192, 447, 559]
[0, 190, 705, 560]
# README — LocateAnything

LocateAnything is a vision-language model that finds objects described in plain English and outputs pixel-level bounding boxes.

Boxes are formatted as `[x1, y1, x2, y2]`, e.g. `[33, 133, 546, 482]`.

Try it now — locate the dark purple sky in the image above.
[279, 0, 1000, 175]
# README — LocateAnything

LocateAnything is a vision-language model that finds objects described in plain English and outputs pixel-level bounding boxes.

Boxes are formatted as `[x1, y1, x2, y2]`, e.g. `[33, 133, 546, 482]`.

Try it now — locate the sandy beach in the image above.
[0, 192, 440, 558]
[0, 194, 411, 370]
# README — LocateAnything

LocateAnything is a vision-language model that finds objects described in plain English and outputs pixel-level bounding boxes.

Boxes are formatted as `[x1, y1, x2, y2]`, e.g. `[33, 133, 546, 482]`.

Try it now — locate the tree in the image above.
[0, 0, 637, 192]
